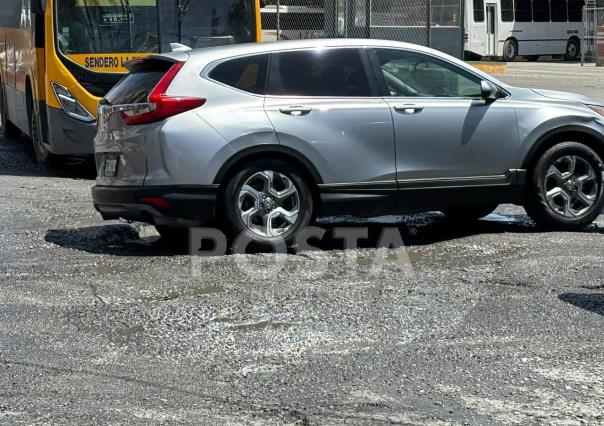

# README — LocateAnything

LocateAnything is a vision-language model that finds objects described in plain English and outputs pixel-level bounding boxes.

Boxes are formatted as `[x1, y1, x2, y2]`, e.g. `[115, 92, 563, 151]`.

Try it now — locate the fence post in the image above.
[427, 0, 432, 47]
[276, 0, 280, 41]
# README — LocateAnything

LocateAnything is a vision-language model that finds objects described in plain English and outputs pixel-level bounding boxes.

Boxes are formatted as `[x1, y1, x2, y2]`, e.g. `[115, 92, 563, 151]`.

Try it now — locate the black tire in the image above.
[441, 204, 498, 222]
[0, 82, 21, 138]
[564, 38, 580, 61]
[502, 39, 518, 62]
[29, 98, 56, 166]
[222, 159, 314, 247]
[524, 142, 604, 231]
[526, 55, 540, 62]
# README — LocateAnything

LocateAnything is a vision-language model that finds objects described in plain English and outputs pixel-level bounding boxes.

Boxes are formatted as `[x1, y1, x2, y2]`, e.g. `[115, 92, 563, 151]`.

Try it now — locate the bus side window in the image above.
[514, 0, 532, 22]
[533, 0, 551, 22]
[501, 0, 514, 21]
[473, 0, 485, 22]
[567, 0, 583, 22]
[551, 0, 568, 22]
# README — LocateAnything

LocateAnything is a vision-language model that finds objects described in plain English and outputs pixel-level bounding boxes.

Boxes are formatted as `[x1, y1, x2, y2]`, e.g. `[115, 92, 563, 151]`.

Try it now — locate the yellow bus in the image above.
[0, 0, 263, 164]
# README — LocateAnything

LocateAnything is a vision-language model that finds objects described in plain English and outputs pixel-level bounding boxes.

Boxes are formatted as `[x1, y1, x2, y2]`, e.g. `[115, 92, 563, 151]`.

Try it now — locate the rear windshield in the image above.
[105, 60, 172, 104]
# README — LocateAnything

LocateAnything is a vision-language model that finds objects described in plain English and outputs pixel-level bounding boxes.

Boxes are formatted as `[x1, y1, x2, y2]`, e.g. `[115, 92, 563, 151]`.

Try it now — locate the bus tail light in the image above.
[51, 82, 95, 122]
[121, 61, 206, 126]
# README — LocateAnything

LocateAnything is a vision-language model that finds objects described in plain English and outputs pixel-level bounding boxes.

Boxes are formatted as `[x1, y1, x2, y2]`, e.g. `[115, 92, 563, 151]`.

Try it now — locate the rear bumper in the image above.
[92, 185, 218, 226]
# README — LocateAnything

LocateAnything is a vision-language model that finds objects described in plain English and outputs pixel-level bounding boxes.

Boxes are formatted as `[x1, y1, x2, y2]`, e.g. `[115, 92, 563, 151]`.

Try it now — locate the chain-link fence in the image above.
[260, 0, 464, 58]
[582, 5, 604, 65]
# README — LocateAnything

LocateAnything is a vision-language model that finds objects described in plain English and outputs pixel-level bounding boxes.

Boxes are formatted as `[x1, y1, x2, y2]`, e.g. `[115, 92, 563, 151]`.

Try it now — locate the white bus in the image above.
[465, 0, 584, 61]
[260, 3, 326, 42]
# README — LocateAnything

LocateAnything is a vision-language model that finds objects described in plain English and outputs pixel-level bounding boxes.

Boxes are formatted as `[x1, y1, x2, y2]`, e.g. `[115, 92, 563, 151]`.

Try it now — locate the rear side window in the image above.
[209, 54, 269, 94]
[105, 60, 172, 105]
[267, 49, 371, 97]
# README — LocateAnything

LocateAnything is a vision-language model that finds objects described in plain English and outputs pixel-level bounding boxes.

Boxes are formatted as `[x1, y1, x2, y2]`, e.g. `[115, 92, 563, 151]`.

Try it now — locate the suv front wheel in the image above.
[222, 159, 314, 247]
[525, 142, 604, 230]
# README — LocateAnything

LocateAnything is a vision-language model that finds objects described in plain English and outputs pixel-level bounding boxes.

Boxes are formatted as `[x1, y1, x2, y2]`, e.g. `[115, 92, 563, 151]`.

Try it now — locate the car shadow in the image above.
[0, 136, 96, 180]
[43, 212, 604, 257]
[558, 293, 604, 316]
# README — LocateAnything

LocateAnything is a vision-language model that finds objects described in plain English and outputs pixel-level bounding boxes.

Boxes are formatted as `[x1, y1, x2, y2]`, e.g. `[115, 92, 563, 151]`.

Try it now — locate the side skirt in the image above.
[318, 170, 527, 217]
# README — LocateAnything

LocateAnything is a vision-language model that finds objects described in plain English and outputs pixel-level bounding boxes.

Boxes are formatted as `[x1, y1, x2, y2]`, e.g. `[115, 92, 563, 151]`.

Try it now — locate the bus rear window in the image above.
[105, 61, 173, 105]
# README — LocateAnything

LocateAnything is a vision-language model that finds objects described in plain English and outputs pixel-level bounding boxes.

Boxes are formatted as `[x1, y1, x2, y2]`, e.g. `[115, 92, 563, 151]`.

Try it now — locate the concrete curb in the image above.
[469, 62, 508, 74]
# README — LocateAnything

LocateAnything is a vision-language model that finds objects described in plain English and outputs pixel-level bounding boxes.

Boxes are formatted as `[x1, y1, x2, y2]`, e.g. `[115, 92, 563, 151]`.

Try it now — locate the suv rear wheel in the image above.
[222, 159, 314, 246]
[525, 142, 604, 230]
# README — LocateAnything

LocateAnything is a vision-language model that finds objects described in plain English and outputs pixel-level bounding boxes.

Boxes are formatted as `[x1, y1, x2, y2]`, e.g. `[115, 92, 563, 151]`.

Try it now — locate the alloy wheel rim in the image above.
[544, 154, 598, 218]
[238, 170, 300, 238]
[568, 43, 577, 58]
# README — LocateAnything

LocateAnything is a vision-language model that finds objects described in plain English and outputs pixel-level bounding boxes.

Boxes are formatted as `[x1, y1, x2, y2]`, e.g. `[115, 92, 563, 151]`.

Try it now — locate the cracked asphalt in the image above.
[1, 63, 603, 425]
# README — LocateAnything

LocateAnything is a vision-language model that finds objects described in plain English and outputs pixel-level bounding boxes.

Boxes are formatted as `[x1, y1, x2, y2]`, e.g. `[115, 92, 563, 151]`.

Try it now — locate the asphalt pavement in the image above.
[0, 63, 603, 425]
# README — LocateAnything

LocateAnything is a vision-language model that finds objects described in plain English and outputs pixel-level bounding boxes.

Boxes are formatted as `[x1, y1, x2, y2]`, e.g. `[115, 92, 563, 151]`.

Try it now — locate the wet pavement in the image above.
[1, 64, 604, 424]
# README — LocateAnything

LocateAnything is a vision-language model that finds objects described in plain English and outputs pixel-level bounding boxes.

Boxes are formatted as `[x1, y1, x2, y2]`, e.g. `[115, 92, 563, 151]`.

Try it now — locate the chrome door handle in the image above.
[394, 104, 425, 114]
[279, 106, 312, 116]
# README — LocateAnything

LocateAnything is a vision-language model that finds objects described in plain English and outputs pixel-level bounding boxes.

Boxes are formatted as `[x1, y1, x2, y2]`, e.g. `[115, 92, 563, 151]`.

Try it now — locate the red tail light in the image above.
[121, 61, 206, 125]
[140, 197, 171, 208]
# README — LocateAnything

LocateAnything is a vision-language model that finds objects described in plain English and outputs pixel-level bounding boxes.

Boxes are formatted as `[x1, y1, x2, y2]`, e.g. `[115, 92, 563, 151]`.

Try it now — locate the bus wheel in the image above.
[502, 39, 518, 62]
[0, 83, 21, 138]
[564, 39, 580, 61]
[29, 106, 55, 166]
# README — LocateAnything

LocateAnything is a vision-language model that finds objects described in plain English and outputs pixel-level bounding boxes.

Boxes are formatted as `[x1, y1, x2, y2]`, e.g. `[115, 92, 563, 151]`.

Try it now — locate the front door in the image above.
[486, 4, 497, 55]
[368, 48, 520, 207]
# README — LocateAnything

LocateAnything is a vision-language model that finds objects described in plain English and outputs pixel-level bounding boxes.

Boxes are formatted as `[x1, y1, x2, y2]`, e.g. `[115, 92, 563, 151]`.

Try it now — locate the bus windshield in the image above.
[56, 0, 160, 54]
[157, 0, 255, 51]
[56, 0, 255, 57]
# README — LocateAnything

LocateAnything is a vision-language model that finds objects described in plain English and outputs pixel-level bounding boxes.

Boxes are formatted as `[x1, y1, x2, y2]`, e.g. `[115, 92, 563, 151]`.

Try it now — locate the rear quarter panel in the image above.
[152, 60, 279, 186]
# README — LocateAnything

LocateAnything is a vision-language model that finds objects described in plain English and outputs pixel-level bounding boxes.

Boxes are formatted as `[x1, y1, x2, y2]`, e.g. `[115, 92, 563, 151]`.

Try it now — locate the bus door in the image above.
[485, 4, 497, 55]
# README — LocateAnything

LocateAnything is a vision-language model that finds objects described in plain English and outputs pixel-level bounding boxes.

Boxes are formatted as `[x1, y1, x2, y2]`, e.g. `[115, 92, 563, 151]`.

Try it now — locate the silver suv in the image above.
[92, 39, 604, 244]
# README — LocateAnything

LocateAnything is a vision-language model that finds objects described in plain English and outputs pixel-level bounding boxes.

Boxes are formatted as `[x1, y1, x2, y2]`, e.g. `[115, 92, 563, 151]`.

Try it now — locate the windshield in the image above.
[157, 0, 255, 51]
[56, 0, 160, 55]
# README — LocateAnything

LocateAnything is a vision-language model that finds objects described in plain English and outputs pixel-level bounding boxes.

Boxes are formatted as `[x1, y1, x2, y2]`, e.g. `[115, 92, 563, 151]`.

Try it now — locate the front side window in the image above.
[209, 55, 269, 95]
[373, 49, 482, 98]
[56, 0, 159, 55]
[267, 49, 371, 97]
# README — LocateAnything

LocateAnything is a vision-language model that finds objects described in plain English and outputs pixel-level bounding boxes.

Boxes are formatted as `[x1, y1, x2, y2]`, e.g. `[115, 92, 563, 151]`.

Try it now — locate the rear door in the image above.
[263, 47, 396, 189]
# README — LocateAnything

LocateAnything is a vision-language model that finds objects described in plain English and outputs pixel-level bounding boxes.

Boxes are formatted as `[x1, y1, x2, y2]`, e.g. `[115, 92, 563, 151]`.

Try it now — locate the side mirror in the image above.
[481, 80, 499, 103]
[31, 0, 46, 15]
